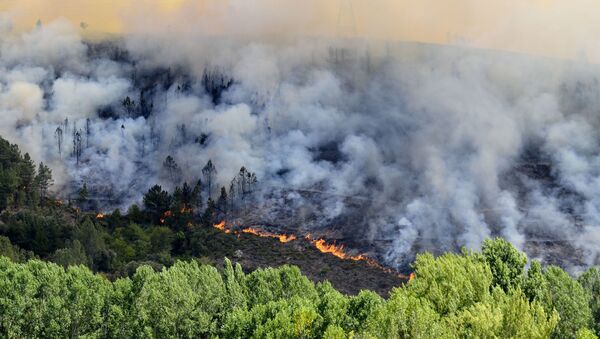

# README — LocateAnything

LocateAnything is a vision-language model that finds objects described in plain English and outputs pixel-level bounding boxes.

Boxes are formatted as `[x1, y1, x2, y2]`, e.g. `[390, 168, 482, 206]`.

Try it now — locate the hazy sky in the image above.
[1, 0, 599, 60]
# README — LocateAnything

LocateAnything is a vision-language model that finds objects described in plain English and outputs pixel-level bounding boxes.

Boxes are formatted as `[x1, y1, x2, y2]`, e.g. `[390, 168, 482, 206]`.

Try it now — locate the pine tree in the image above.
[143, 185, 172, 224]
[34, 162, 53, 200]
[122, 96, 135, 117]
[78, 183, 89, 205]
[55, 126, 63, 156]
[203, 197, 216, 224]
[191, 179, 203, 211]
[20, 153, 36, 206]
[217, 186, 228, 213]
[163, 155, 182, 185]
[202, 160, 217, 198]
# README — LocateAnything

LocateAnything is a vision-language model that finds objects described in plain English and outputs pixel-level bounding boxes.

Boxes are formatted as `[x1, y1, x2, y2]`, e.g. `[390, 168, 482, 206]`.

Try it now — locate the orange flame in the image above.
[96, 213, 105, 219]
[278, 234, 298, 243]
[213, 222, 409, 279]
[213, 221, 296, 242]
[310, 238, 366, 261]
[241, 227, 297, 243]
[409, 272, 415, 281]
[159, 210, 173, 224]
[180, 205, 193, 214]
[305, 234, 411, 279]
[214, 221, 232, 234]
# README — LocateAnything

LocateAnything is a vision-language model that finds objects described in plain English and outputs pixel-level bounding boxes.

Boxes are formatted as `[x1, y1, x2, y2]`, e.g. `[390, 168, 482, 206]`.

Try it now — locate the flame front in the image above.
[213, 221, 411, 280]
[214, 222, 296, 242]
[242, 227, 297, 243]
[311, 238, 366, 261]
[214, 221, 232, 234]
[278, 234, 297, 243]
[96, 213, 105, 219]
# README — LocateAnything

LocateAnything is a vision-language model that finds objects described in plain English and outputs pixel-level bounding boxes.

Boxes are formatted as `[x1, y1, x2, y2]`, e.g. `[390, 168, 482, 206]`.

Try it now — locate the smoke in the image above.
[6, 0, 600, 60]
[1, 14, 600, 271]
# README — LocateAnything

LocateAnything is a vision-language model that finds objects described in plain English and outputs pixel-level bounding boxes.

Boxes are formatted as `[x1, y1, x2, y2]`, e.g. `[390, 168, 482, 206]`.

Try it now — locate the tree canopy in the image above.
[2, 239, 599, 338]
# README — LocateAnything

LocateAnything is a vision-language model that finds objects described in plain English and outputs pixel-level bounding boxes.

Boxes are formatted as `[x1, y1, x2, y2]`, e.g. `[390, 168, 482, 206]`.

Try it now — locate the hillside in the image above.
[1, 136, 600, 337]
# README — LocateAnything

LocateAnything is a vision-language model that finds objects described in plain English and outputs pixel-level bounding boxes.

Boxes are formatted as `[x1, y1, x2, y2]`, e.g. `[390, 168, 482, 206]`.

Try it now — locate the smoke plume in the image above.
[1, 10, 600, 271]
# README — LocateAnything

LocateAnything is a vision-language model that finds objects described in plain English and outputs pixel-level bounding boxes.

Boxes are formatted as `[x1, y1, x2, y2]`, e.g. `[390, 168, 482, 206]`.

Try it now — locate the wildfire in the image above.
[241, 227, 297, 243]
[279, 234, 298, 243]
[409, 272, 415, 282]
[213, 222, 296, 242]
[96, 213, 105, 219]
[309, 237, 366, 261]
[214, 221, 232, 234]
[160, 210, 173, 224]
[180, 205, 193, 214]
[305, 234, 414, 280]
[212, 221, 413, 281]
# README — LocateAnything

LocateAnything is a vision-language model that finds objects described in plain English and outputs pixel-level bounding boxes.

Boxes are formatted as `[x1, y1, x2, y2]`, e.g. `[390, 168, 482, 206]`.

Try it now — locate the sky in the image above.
[1, 0, 599, 60]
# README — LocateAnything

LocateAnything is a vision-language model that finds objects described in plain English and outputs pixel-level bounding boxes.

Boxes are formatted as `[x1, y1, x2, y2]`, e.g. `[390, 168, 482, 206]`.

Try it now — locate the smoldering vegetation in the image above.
[2, 19, 600, 271]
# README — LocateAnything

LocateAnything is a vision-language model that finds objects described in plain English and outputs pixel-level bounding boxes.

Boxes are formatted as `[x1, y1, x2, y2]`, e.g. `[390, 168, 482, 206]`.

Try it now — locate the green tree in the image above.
[64, 264, 111, 337]
[34, 162, 53, 200]
[217, 186, 228, 213]
[578, 328, 599, 339]
[347, 289, 384, 333]
[51, 240, 90, 268]
[149, 226, 174, 254]
[408, 251, 492, 316]
[544, 266, 593, 338]
[78, 183, 89, 206]
[19, 153, 37, 206]
[482, 237, 527, 292]
[448, 288, 557, 338]
[523, 260, 549, 303]
[191, 179, 203, 211]
[129, 262, 218, 337]
[0, 236, 34, 262]
[143, 185, 172, 224]
[366, 287, 447, 338]
[0, 137, 23, 210]
[579, 267, 600, 336]
[202, 197, 216, 224]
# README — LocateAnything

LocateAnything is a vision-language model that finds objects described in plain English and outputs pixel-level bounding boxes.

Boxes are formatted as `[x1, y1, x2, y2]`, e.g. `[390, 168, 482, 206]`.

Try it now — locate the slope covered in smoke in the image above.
[1, 19, 600, 271]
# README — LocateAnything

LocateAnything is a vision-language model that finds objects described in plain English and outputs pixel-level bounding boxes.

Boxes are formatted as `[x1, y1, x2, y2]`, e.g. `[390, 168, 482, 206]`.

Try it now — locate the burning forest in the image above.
[1, 1, 600, 277]
[5, 1, 600, 338]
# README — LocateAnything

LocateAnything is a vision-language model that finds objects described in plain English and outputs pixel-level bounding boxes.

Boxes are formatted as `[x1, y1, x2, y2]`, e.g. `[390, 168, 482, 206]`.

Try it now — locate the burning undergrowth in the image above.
[213, 220, 411, 279]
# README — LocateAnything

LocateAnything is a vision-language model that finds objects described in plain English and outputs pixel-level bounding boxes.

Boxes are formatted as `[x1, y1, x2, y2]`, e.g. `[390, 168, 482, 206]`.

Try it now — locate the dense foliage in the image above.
[1, 239, 600, 338]
[0, 137, 52, 211]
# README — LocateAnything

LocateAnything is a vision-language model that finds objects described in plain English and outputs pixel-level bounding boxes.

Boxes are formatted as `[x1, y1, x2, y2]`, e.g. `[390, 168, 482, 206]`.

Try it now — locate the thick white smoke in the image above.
[1, 19, 599, 271]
